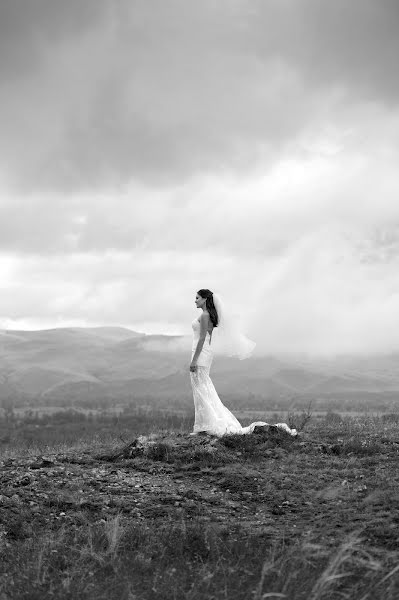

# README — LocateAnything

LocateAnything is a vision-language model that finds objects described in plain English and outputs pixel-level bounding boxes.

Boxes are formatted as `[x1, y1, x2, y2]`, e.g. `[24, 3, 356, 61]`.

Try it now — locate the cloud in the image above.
[1, 138, 399, 354]
[1, 104, 399, 257]
[1, 0, 398, 191]
[0, 0, 106, 79]
[253, 0, 399, 104]
[1, 1, 399, 355]
[247, 226, 399, 356]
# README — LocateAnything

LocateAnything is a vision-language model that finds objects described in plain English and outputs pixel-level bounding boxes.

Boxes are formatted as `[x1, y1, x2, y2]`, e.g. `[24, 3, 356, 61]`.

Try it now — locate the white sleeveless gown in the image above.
[190, 318, 297, 437]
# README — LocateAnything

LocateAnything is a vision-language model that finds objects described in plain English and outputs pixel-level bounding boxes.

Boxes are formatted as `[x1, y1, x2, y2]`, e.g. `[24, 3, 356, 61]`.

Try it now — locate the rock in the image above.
[14, 475, 31, 487]
[30, 457, 57, 469]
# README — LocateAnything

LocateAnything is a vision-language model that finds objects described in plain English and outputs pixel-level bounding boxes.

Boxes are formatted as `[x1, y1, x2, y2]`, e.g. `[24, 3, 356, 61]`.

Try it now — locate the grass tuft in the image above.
[2, 520, 397, 600]
[1, 414, 399, 599]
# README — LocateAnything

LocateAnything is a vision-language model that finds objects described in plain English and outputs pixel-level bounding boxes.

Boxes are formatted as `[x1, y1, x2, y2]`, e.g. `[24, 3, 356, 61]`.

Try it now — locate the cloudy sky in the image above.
[1, 0, 399, 355]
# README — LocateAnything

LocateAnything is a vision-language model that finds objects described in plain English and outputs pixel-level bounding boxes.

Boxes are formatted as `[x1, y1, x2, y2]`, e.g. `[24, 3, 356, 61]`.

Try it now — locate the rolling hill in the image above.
[0, 327, 399, 407]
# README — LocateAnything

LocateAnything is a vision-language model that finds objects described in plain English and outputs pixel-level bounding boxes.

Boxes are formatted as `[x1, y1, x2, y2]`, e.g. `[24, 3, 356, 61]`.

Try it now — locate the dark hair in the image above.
[197, 289, 218, 328]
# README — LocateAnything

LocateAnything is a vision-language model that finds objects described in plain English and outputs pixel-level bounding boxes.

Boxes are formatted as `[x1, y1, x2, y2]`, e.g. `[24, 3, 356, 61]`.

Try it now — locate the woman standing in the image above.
[189, 288, 297, 437]
[189, 289, 242, 435]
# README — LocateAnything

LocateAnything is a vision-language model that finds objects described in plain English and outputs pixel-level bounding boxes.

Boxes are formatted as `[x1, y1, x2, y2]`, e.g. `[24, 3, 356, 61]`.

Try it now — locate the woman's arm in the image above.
[190, 313, 209, 367]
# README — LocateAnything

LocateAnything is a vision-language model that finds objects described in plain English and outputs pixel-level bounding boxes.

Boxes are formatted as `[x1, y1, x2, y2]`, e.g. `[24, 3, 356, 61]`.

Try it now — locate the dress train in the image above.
[190, 318, 297, 437]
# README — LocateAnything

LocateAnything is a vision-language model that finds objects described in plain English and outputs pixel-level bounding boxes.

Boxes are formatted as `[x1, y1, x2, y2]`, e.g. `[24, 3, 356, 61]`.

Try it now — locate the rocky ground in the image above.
[0, 420, 399, 599]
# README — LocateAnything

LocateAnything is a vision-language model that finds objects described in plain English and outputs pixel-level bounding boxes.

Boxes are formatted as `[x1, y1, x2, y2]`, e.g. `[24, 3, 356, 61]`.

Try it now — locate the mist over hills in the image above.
[0, 327, 399, 407]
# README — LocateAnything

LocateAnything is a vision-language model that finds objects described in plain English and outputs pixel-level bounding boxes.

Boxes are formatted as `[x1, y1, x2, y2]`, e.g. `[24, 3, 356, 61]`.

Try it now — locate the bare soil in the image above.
[0, 419, 398, 599]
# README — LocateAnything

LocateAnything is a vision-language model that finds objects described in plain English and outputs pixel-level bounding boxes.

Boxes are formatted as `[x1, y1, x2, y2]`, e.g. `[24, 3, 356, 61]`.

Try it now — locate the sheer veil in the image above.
[212, 293, 256, 360]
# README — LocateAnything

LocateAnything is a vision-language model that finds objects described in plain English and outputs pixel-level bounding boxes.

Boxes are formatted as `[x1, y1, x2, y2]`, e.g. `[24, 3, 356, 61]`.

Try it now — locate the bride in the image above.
[189, 288, 297, 437]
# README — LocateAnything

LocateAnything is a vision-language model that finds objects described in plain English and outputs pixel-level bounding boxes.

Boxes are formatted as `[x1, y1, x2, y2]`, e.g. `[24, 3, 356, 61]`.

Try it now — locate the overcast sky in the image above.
[1, 0, 399, 355]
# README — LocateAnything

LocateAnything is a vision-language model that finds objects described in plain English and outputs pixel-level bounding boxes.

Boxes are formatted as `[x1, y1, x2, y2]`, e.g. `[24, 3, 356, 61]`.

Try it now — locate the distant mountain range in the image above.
[0, 327, 399, 407]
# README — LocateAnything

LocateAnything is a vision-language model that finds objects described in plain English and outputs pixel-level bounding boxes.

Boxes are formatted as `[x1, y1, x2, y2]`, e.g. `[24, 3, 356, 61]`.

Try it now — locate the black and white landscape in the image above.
[1, 326, 399, 407]
[1, 2, 399, 598]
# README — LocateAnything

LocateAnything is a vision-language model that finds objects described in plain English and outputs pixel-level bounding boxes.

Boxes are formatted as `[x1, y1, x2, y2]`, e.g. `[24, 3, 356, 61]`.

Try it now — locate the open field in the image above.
[0, 405, 397, 450]
[0, 412, 399, 599]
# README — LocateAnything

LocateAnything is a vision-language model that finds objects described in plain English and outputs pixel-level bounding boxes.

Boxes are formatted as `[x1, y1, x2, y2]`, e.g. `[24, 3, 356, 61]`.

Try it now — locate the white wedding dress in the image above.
[190, 318, 297, 437]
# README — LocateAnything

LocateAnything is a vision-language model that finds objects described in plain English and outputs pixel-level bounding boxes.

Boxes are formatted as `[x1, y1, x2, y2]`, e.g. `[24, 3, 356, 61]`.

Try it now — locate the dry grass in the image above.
[0, 412, 399, 599]
[1, 520, 398, 600]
